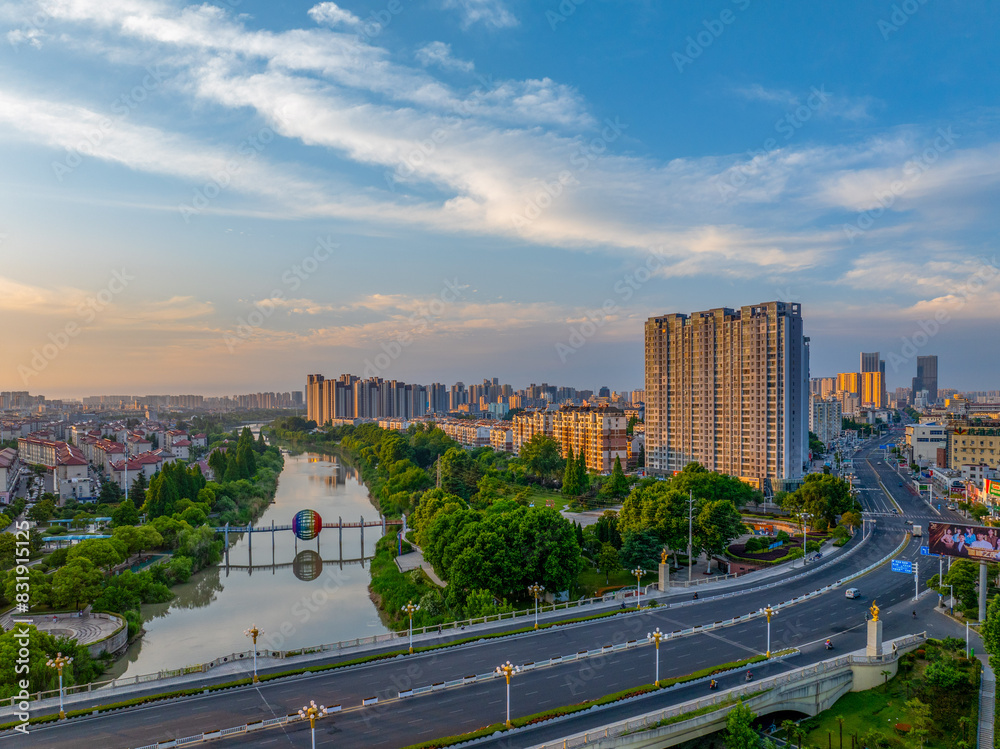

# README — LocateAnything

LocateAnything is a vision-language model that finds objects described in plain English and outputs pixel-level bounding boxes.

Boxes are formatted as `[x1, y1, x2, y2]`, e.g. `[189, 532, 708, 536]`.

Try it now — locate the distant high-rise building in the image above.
[836, 372, 861, 396]
[912, 356, 938, 405]
[644, 301, 809, 485]
[598, 386, 611, 398]
[860, 352, 887, 406]
[861, 371, 886, 408]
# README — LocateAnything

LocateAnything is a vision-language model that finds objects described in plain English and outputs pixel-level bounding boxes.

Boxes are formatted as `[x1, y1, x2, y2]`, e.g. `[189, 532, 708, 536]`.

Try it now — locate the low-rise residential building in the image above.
[489, 425, 512, 452]
[0, 448, 19, 504]
[16, 436, 92, 503]
[511, 405, 627, 473]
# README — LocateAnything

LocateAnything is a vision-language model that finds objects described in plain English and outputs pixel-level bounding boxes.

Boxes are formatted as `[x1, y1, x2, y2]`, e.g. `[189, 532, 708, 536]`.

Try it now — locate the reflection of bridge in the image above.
[223, 550, 376, 581]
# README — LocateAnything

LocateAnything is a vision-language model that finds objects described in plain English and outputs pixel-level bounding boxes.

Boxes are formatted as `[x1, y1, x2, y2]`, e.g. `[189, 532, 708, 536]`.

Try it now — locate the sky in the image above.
[0, 0, 998, 399]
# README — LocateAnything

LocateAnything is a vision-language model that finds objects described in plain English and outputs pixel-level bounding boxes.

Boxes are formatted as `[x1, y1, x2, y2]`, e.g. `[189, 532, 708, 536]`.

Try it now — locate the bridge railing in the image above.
[526, 633, 928, 749]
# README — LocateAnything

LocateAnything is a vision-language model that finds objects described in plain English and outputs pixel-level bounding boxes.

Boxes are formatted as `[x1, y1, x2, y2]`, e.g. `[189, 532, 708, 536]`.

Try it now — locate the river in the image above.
[106, 448, 390, 679]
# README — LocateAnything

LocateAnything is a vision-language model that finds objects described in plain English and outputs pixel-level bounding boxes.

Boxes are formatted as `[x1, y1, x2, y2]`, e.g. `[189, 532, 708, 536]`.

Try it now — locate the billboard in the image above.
[928, 522, 1000, 561]
[987, 479, 1000, 500]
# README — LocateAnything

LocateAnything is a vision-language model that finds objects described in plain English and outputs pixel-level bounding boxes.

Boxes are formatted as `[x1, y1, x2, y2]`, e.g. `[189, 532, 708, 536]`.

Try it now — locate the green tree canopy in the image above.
[600, 456, 629, 499]
[111, 497, 140, 527]
[67, 538, 126, 572]
[51, 557, 104, 609]
[519, 434, 564, 479]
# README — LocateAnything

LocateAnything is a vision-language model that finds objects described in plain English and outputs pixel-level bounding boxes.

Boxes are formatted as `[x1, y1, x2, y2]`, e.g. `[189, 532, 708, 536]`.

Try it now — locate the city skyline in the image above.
[2, 1, 999, 395]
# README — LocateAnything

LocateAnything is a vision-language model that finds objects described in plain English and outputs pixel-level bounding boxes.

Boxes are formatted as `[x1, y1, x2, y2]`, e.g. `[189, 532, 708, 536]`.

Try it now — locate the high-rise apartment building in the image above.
[511, 405, 626, 472]
[861, 371, 886, 408]
[836, 372, 861, 396]
[912, 355, 938, 405]
[644, 301, 809, 485]
[860, 351, 887, 407]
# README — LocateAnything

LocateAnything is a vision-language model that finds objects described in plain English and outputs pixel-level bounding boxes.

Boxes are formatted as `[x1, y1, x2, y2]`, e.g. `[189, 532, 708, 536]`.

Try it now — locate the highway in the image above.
[8, 433, 966, 749]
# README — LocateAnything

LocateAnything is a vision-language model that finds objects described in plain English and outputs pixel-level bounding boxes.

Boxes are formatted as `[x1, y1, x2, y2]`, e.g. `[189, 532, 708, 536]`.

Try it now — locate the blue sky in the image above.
[1, 0, 997, 398]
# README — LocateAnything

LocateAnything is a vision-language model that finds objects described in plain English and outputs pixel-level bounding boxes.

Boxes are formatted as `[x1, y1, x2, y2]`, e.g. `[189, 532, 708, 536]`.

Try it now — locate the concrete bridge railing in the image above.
[525, 632, 928, 749]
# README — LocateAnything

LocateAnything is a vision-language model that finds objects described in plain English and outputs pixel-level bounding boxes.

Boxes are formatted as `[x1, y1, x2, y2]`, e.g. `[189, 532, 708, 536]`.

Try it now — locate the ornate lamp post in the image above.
[495, 660, 520, 728]
[46, 652, 73, 719]
[528, 582, 545, 629]
[800, 513, 812, 566]
[647, 627, 664, 686]
[244, 624, 263, 683]
[402, 601, 420, 654]
[298, 700, 328, 749]
[632, 567, 646, 609]
[759, 604, 777, 658]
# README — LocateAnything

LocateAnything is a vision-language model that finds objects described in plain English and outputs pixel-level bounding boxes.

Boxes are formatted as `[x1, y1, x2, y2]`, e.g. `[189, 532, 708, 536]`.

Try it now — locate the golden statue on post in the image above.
[870, 599, 879, 622]
[661, 548, 669, 565]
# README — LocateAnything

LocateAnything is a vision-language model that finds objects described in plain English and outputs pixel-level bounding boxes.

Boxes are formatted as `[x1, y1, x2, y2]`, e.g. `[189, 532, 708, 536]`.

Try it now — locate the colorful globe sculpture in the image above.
[292, 509, 323, 540]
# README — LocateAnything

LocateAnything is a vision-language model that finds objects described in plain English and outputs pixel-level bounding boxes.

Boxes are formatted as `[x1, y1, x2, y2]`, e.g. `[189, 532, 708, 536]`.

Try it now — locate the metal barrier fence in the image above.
[4, 527, 903, 712]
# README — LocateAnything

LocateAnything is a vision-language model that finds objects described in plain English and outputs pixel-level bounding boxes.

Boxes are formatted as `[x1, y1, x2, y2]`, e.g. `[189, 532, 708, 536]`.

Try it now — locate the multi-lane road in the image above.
[8, 434, 971, 749]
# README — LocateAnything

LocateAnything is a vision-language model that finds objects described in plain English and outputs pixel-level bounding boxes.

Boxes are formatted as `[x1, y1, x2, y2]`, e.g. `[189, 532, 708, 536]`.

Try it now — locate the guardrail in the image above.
[524, 632, 928, 749]
[4, 524, 904, 713]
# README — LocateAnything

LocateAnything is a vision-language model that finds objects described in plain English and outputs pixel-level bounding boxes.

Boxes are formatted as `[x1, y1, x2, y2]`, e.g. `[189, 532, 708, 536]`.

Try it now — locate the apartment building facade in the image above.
[949, 426, 1000, 471]
[644, 301, 809, 484]
[810, 395, 842, 447]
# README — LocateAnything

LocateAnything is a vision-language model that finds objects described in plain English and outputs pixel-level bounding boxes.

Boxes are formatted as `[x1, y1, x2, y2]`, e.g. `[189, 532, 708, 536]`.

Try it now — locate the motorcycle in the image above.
[709, 679, 718, 690]
[825, 640, 833, 650]
[745, 672, 753, 682]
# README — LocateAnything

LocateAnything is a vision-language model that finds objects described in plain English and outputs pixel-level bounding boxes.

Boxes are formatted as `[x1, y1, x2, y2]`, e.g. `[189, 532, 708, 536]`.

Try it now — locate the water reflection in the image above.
[106, 449, 389, 678]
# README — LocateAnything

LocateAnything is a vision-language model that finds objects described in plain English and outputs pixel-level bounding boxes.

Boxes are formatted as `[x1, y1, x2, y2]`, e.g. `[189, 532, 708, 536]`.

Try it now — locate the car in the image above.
[905, 520, 913, 526]
[845, 588, 861, 599]
[898, 482, 903, 487]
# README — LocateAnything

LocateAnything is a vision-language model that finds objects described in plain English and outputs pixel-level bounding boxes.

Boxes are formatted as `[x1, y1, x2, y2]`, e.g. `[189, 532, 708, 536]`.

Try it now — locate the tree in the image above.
[724, 700, 759, 749]
[67, 538, 126, 572]
[981, 593, 1000, 674]
[594, 510, 622, 549]
[840, 510, 861, 533]
[130, 472, 148, 507]
[697, 500, 745, 570]
[601, 456, 628, 500]
[112, 525, 163, 557]
[51, 558, 104, 609]
[619, 530, 660, 570]
[574, 452, 589, 495]
[636, 443, 645, 468]
[519, 434, 563, 479]
[112, 497, 140, 527]
[597, 544, 621, 584]
[562, 447, 579, 496]
[99, 480, 122, 504]
[3, 567, 52, 608]
[835, 714, 845, 749]
[903, 697, 931, 749]
[27, 499, 56, 524]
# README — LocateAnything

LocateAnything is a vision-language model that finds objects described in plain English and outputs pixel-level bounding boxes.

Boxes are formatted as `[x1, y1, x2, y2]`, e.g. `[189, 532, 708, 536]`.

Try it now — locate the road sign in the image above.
[891, 559, 914, 574]
[920, 546, 939, 557]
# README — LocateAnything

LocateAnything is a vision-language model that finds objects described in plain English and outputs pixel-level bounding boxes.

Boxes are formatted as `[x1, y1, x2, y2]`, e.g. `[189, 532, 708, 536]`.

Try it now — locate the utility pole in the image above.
[687, 489, 694, 584]
[913, 561, 919, 601]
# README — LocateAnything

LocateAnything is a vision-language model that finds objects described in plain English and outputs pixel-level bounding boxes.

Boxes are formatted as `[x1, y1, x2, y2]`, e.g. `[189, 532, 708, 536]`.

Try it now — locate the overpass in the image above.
[526, 633, 927, 749]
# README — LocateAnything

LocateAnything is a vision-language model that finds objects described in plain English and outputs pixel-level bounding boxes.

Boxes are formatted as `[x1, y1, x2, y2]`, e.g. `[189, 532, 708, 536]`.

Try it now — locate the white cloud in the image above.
[307, 2, 361, 28]
[416, 41, 473, 72]
[440, 0, 518, 29]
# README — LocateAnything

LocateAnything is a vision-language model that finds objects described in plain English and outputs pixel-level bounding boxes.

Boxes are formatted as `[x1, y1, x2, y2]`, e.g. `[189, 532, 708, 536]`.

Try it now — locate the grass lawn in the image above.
[576, 559, 636, 596]
[523, 485, 570, 511]
[799, 643, 979, 749]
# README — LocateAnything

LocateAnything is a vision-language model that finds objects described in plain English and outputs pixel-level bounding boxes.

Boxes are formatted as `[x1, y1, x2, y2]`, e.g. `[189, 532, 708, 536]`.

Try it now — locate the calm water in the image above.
[107, 449, 389, 679]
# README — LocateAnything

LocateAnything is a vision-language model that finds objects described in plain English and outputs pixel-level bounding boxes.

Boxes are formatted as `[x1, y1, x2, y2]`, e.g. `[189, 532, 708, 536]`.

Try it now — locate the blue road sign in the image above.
[891, 559, 914, 574]
[919, 546, 939, 557]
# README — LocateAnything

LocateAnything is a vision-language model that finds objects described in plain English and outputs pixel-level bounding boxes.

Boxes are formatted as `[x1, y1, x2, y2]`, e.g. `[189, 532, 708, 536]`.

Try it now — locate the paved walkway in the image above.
[395, 547, 447, 587]
[4, 612, 121, 646]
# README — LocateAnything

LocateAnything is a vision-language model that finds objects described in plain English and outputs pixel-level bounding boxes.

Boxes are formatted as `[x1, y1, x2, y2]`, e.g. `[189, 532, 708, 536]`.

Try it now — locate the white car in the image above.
[845, 588, 861, 599]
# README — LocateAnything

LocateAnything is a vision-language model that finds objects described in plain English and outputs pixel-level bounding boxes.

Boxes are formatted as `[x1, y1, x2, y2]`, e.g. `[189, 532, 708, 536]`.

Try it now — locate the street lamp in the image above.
[244, 624, 263, 683]
[800, 513, 812, 566]
[298, 700, 328, 749]
[759, 604, 777, 658]
[495, 660, 520, 728]
[402, 601, 420, 654]
[528, 582, 545, 629]
[46, 652, 73, 719]
[647, 627, 664, 686]
[632, 567, 646, 609]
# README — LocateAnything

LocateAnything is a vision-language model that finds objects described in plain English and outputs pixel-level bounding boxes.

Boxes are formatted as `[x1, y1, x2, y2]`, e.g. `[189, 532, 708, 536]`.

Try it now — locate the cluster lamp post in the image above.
[244, 624, 263, 683]
[402, 601, 420, 654]
[528, 582, 545, 629]
[495, 661, 520, 728]
[648, 627, 664, 686]
[632, 567, 646, 609]
[759, 604, 777, 658]
[46, 652, 73, 720]
[298, 700, 328, 749]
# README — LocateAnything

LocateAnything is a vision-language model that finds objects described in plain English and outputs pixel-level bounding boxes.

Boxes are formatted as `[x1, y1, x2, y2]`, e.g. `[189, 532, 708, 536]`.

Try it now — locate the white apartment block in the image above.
[810, 395, 842, 447]
[644, 302, 810, 485]
[510, 406, 627, 473]
[904, 422, 948, 466]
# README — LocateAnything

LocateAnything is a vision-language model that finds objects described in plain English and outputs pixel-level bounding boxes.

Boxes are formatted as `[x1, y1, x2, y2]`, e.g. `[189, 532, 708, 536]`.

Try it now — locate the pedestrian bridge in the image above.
[528, 633, 927, 749]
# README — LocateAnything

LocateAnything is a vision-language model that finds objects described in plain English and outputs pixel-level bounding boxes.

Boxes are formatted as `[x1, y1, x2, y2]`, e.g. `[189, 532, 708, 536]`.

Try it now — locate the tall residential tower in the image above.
[644, 301, 810, 488]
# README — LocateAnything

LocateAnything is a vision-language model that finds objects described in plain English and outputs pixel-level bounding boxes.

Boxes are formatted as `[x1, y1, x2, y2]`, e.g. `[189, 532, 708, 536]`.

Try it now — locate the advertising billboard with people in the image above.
[928, 522, 1000, 561]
